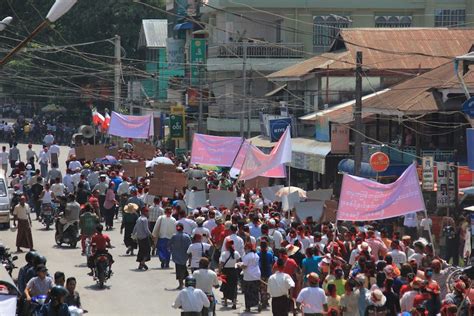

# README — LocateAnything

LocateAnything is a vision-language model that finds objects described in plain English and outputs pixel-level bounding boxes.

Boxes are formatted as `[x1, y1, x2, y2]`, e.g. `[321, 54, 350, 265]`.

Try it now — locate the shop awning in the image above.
[174, 22, 193, 31]
[248, 136, 331, 174]
[264, 84, 287, 97]
[248, 135, 276, 148]
[291, 138, 331, 174]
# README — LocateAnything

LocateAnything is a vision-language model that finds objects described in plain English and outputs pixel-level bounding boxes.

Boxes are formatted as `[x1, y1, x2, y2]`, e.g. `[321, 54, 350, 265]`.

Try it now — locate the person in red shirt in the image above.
[210, 218, 226, 266]
[88, 224, 113, 275]
[87, 190, 101, 217]
[273, 247, 302, 312]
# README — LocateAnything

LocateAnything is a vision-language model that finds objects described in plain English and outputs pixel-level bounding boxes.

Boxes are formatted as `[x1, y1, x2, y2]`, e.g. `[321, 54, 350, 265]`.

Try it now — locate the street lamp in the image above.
[0, 0, 77, 66]
[0, 17, 13, 32]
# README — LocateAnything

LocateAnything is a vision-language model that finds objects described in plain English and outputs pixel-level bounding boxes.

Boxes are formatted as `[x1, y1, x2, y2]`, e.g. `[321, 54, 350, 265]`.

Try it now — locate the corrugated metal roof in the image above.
[139, 19, 168, 48]
[363, 62, 474, 113]
[268, 28, 474, 80]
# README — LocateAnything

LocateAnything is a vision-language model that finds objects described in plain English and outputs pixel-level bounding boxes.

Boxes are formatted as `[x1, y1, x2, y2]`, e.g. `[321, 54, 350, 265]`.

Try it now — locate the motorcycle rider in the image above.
[88, 224, 114, 276]
[79, 204, 99, 255]
[173, 276, 210, 316]
[24, 264, 54, 303]
[57, 193, 80, 239]
[18, 251, 39, 293]
[38, 285, 70, 316]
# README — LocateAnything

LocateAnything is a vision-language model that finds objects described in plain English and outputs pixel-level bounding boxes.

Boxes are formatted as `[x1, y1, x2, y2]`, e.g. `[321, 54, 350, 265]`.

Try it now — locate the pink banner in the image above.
[108, 112, 154, 139]
[337, 163, 425, 221]
[191, 134, 243, 167]
[239, 127, 292, 181]
[230, 141, 286, 178]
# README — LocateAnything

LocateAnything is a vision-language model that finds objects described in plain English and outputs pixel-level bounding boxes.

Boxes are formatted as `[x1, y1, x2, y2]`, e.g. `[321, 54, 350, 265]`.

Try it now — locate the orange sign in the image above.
[370, 152, 390, 172]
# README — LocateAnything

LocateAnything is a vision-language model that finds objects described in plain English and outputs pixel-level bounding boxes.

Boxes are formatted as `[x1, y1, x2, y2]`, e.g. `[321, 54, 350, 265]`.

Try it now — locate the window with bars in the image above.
[434, 9, 466, 27]
[313, 15, 351, 53]
[375, 16, 412, 28]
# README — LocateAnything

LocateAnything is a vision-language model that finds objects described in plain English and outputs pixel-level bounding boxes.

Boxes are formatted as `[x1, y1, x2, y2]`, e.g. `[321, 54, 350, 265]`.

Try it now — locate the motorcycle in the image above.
[41, 203, 55, 230]
[0, 245, 17, 276]
[55, 219, 79, 248]
[30, 294, 48, 316]
[93, 252, 112, 288]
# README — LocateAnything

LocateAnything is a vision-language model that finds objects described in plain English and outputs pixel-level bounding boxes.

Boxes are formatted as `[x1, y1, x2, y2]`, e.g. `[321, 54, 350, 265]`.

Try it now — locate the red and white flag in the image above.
[239, 127, 292, 181]
[102, 112, 111, 130]
[92, 109, 105, 125]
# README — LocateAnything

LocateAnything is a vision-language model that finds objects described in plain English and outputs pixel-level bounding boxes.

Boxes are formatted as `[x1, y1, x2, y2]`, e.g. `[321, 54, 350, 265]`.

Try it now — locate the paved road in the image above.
[0, 143, 273, 316]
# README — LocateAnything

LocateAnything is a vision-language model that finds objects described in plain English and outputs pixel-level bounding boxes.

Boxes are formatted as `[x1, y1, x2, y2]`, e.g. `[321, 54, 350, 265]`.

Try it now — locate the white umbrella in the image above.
[275, 186, 307, 199]
[145, 156, 174, 168]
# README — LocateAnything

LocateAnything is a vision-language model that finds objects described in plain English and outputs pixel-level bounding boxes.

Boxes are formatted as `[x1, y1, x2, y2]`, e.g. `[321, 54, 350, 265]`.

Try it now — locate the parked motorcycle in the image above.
[55, 219, 79, 248]
[0, 244, 17, 276]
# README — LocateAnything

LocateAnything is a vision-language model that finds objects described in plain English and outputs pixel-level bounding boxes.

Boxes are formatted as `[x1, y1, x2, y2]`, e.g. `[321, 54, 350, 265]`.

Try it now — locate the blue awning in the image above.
[338, 159, 409, 178]
[174, 22, 193, 31]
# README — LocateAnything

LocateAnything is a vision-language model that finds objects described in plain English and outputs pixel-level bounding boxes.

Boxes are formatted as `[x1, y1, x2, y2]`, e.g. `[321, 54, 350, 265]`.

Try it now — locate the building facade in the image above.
[201, 0, 474, 134]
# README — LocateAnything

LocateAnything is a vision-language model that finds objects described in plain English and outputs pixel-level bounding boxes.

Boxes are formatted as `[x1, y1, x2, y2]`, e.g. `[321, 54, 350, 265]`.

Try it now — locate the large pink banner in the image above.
[337, 163, 425, 221]
[239, 128, 292, 181]
[230, 141, 286, 178]
[191, 134, 243, 167]
[108, 112, 153, 139]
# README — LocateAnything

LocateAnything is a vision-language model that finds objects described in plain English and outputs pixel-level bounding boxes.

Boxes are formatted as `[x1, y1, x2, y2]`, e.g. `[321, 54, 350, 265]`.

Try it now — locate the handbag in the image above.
[201, 243, 210, 259]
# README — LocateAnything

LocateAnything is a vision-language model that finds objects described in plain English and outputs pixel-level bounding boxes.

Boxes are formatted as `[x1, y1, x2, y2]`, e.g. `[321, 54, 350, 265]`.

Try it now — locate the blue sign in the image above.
[462, 96, 474, 118]
[467, 128, 474, 171]
[269, 118, 291, 142]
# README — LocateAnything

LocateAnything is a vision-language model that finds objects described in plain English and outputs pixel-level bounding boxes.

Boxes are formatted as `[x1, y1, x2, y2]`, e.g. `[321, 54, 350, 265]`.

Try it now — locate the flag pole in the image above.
[230, 137, 246, 171]
[287, 163, 291, 220]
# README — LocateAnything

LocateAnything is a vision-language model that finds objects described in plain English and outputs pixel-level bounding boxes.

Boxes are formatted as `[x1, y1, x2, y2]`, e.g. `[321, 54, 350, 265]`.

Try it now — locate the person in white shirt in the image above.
[268, 258, 295, 316]
[193, 257, 219, 315]
[68, 157, 82, 171]
[43, 132, 54, 146]
[408, 240, 426, 268]
[192, 217, 211, 244]
[51, 178, 66, 197]
[49, 141, 60, 167]
[0, 146, 8, 177]
[38, 146, 50, 177]
[238, 243, 261, 313]
[173, 276, 210, 315]
[221, 224, 245, 257]
[152, 208, 177, 268]
[203, 211, 217, 232]
[177, 211, 198, 236]
[387, 240, 407, 268]
[219, 240, 241, 309]
[187, 234, 211, 272]
[268, 219, 283, 249]
[296, 272, 328, 315]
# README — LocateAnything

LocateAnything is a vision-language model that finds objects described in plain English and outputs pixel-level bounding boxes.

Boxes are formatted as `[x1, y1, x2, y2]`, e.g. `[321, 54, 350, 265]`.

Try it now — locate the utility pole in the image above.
[240, 39, 247, 137]
[246, 68, 252, 138]
[198, 63, 204, 133]
[354, 51, 363, 176]
[114, 35, 121, 113]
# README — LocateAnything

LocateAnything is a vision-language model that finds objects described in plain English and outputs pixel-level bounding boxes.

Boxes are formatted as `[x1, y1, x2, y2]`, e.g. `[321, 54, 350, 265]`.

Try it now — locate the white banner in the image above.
[184, 190, 207, 209]
[294, 201, 325, 222]
[0, 295, 17, 316]
[261, 185, 284, 202]
[282, 191, 300, 211]
[209, 189, 236, 209]
[306, 189, 333, 201]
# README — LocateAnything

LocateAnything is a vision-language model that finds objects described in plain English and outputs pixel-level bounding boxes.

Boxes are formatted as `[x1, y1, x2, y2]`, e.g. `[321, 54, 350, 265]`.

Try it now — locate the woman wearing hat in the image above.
[364, 288, 388, 315]
[121, 203, 139, 255]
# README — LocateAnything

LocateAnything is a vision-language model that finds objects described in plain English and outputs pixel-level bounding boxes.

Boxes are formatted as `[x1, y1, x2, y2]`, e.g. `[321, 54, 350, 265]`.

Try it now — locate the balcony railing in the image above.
[208, 42, 305, 58]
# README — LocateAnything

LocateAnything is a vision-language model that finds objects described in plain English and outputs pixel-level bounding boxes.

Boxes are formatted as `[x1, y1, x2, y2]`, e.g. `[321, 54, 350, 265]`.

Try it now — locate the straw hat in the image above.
[124, 203, 139, 213]
[357, 241, 372, 253]
[285, 244, 300, 256]
[367, 289, 386, 306]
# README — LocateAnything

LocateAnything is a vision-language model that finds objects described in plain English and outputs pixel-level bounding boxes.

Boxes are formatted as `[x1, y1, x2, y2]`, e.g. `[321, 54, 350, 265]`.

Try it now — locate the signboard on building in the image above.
[369, 152, 390, 172]
[269, 118, 291, 142]
[190, 39, 207, 86]
[422, 156, 434, 191]
[462, 96, 474, 118]
[166, 39, 185, 71]
[170, 105, 185, 139]
[315, 116, 330, 142]
[330, 124, 349, 154]
[436, 162, 449, 207]
[447, 163, 457, 207]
